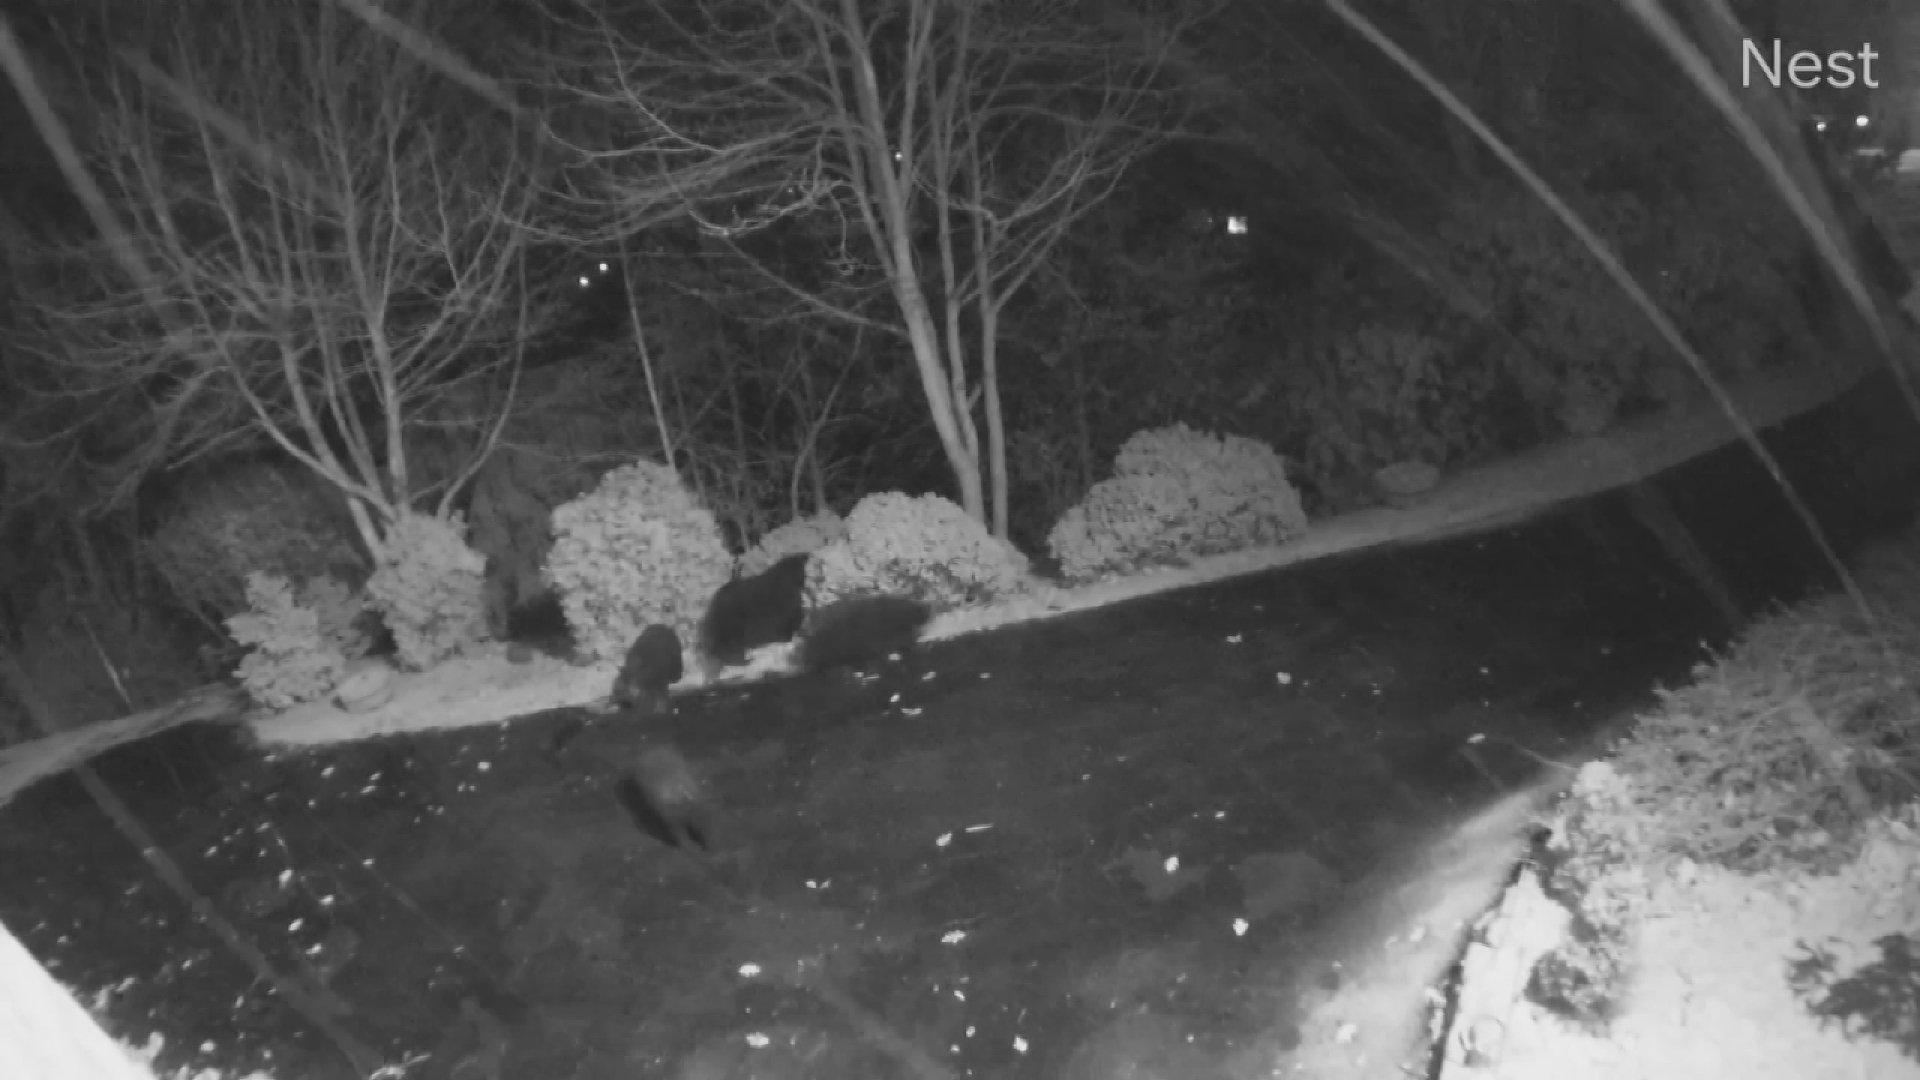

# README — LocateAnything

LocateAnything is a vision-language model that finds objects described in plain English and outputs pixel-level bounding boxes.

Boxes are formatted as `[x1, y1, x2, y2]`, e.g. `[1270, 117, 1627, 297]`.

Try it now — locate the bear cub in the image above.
[615, 743, 714, 853]
[612, 623, 684, 715]
[795, 595, 933, 673]
[698, 552, 812, 671]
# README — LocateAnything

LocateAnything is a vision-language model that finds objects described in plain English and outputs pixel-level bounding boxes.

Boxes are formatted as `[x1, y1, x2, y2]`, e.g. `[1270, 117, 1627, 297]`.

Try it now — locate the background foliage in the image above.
[0, 0, 1900, 730]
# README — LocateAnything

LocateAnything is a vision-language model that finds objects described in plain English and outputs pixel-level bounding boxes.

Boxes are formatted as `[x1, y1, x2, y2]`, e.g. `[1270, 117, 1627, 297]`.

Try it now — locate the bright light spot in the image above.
[598, 261, 610, 272]
[1226, 215, 1248, 234]
[745, 1032, 771, 1048]
[577, 275, 591, 288]
[1855, 114, 1870, 128]
[1815, 118, 1830, 132]
[738, 962, 762, 978]
[1232, 917, 1249, 936]
[1163, 855, 1180, 874]
[1012, 1036, 1029, 1054]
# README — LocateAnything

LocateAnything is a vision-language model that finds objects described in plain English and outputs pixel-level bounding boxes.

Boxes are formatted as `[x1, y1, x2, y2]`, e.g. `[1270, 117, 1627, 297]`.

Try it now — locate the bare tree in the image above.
[6, 0, 555, 557]
[544, 0, 1182, 535]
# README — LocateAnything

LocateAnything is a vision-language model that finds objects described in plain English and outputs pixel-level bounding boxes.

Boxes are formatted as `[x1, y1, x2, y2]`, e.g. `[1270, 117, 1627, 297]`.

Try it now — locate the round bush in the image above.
[740, 512, 849, 577]
[364, 512, 490, 671]
[226, 572, 350, 710]
[544, 461, 733, 662]
[808, 492, 1031, 608]
[1047, 423, 1307, 581]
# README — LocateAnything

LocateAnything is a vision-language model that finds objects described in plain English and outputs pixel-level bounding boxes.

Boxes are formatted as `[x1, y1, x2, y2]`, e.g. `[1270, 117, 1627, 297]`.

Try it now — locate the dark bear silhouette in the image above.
[611, 623, 684, 714]
[698, 552, 812, 670]
[613, 743, 714, 852]
[794, 595, 933, 673]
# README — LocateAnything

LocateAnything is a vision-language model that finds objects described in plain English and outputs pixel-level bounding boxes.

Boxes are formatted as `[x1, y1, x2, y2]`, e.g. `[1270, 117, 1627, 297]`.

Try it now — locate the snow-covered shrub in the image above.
[1527, 761, 1648, 1030]
[1046, 472, 1212, 580]
[544, 460, 733, 661]
[1605, 566, 1920, 873]
[364, 512, 490, 671]
[740, 512, 849, 576]
[298, 573, 375, 661]
[226, 572, 350, 709]
[1047, 423, 1307, 581]
[807, 493, 1030, 608]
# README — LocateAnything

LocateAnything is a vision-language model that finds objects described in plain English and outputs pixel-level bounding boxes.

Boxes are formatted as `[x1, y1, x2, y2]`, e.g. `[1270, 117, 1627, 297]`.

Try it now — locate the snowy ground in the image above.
[3, 347, 1913, 1080]
[1452, 795, 1920, 1080]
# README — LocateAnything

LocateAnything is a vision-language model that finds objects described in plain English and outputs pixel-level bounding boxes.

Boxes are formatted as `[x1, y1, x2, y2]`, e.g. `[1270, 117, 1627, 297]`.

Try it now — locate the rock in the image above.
[334, 660, 394, 713]
[1560, 395, 1615, 437]
[1373, 461, 1440, 503]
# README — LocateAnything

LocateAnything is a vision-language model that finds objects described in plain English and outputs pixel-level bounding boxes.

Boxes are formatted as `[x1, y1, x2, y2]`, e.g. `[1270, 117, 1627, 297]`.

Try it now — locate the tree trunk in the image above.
[897, 282, 987, 520]
[980, 305, 1009, 538]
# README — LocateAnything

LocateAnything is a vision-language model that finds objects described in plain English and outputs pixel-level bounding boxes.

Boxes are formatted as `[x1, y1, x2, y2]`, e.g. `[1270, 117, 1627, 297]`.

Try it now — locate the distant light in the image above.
[577, 275, 591, 288]
[1855, 114, 1870, 128]
[1226, 215, 1248, 235]
[1814, 118, 1829, 132]
[598, 261, 610, 272]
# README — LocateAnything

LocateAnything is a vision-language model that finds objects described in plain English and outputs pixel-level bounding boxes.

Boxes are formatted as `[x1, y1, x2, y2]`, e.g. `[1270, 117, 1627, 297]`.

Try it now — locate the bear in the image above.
[611, 623, 684, 716]
[697, 552, 812, 672]
[614, 743, 715, 853]
[794, 595, 933, 673]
